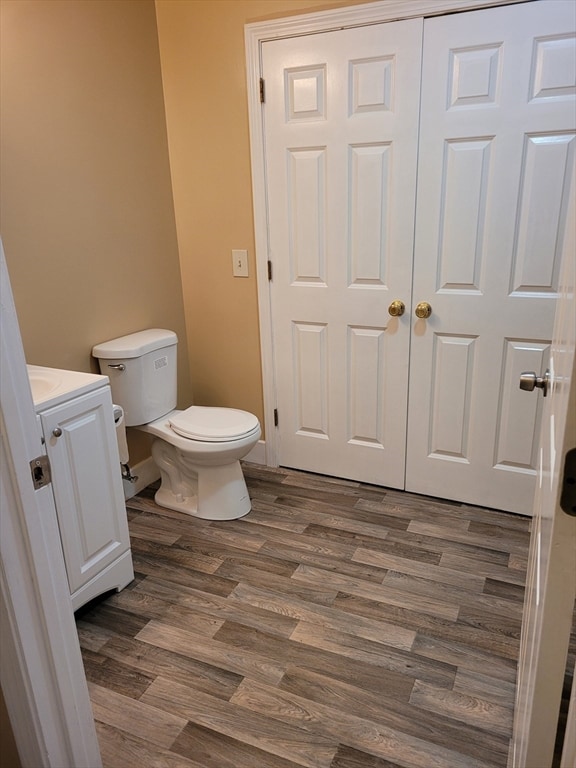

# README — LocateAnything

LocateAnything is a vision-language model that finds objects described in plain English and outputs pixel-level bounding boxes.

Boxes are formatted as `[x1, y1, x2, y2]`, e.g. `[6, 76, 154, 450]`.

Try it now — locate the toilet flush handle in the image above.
[107, 364, 126, 372]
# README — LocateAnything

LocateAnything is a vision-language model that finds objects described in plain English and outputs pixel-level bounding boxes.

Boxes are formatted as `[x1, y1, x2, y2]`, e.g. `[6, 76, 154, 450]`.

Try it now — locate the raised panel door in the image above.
[406, 0, 576, 512]
[263, 19, 422, 487]
[510, 159, 576, 767]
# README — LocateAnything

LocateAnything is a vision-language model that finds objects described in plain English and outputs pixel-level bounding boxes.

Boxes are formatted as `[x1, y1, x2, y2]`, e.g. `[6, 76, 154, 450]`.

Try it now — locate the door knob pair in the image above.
[388, 300, 432, 318]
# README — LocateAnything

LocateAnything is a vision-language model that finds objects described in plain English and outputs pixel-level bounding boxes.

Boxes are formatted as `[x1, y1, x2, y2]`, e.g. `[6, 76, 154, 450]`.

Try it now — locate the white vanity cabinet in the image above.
[30, 367, 134, 611]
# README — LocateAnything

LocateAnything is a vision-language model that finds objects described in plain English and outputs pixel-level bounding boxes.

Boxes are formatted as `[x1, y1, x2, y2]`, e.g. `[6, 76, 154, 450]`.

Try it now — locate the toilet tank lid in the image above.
[92, 329, 178, 359]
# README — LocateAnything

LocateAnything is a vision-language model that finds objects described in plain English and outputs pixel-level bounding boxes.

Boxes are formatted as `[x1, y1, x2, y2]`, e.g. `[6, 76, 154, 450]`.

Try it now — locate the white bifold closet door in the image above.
[262, 0, 575, 514]
[263, 19, 422, 490]
[406, 1, 576, 513]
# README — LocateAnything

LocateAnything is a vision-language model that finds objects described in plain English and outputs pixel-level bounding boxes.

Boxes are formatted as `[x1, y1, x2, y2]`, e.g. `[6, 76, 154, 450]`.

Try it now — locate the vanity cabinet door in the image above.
[40, 386, 130, 595]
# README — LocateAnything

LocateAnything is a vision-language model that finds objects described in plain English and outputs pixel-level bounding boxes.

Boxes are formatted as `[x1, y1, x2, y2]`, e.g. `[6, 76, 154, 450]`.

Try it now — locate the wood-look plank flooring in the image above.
[76, 463, 534, 768]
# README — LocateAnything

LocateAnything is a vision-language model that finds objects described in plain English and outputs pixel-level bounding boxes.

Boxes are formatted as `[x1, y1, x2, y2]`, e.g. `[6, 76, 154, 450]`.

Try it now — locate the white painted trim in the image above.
[123, 455, 160, 499]
[245, 0, 522, 40]
[244, 438, 266, 466]
[244, 0, 532, 467]
[0, 242, 102, 767]
[244, 32, 278, 466]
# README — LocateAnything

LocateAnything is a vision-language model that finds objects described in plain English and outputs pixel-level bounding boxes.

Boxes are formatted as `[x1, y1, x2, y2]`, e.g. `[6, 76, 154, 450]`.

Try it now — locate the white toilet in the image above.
[92, 329, 261, 521]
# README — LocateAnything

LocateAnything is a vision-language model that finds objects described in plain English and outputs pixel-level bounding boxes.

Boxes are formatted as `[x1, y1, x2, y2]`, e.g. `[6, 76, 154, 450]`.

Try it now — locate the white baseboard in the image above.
[244, 439, 266, 465]
[122, 456, 160, 499]
[122, 440, 267, 500]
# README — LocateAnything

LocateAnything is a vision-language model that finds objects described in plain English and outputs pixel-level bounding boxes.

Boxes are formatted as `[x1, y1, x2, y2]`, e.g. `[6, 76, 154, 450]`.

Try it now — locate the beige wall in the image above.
[0, 0, 193, 461]
[0, 0, 191, 460]
[155, 0, 370, 427]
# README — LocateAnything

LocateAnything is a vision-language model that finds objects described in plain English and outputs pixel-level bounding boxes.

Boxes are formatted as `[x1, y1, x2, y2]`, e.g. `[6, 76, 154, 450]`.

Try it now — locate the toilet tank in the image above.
[92, 329, 178, 426]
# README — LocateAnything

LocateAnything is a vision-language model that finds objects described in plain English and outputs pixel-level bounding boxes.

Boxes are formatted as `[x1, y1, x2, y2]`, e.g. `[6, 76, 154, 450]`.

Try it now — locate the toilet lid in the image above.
[169, 406, 259, 442]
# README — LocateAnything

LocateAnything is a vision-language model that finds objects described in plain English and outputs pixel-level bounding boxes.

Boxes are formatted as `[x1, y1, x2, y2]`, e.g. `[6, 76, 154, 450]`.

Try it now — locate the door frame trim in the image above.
[244, 0, 532, 467]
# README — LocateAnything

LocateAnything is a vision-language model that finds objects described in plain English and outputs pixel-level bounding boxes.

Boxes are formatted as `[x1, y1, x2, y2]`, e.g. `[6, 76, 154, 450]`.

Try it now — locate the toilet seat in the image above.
[169, 406, 260, 442]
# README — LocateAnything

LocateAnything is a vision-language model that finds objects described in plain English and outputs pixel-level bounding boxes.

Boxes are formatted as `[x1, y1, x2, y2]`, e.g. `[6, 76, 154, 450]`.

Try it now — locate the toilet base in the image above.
[151, 439, 252, 520]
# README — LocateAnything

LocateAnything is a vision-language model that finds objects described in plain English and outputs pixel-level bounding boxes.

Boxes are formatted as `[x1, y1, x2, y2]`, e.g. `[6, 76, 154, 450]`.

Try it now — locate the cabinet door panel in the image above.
[42, 387, 129, 594]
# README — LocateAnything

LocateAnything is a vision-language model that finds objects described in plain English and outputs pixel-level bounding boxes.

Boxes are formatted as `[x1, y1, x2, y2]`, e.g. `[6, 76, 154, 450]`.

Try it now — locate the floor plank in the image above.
[230, 678, 500, 768]
[88, 681, 187, 749]
[141, 676, 338, 768]
[409, 679, 513, 737]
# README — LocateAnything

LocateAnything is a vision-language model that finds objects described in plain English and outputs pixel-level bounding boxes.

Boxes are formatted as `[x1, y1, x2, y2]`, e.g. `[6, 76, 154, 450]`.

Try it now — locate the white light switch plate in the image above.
[232, 249, 249, 277]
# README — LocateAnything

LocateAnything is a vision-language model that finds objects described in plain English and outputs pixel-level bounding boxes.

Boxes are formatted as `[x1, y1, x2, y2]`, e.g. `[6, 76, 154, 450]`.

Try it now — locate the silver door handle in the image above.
[519, 369, 550, 397]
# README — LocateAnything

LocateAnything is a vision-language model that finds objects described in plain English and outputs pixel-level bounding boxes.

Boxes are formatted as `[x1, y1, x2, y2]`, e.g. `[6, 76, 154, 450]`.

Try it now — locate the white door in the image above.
[510, 165, 576, 768]
[262, 1, 575, 512]
[262, 20, 422, 488]
[0, 243, 102, 767]
[407, 0, 576, 513]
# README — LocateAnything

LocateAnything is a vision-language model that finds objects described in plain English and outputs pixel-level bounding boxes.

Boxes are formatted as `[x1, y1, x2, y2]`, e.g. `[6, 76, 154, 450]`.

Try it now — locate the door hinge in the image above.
[30, 454, 52, 490]
[259, 77, 265, 103]
[274, 408, 279, 427]
[267, 260, 273, 281]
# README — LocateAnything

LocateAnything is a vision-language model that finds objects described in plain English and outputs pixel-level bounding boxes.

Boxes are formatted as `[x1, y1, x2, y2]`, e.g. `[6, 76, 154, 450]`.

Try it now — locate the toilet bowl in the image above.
[140, 407, 260, 520]
[92, 329, 261, 521]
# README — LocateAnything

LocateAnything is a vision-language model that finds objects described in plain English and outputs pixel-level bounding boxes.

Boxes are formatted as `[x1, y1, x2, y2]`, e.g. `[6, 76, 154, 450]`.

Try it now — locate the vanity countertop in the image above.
[27, 364, 108, 411]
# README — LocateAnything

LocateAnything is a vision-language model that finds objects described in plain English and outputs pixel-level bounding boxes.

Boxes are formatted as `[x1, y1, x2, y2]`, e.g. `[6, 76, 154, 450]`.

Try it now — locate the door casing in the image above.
[245, 0, 534, 469]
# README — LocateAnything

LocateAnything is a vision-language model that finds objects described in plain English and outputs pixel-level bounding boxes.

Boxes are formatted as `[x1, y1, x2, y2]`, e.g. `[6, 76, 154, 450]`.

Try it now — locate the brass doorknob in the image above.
[388, 300, 405, 317]
[415, 301, 432, 319]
